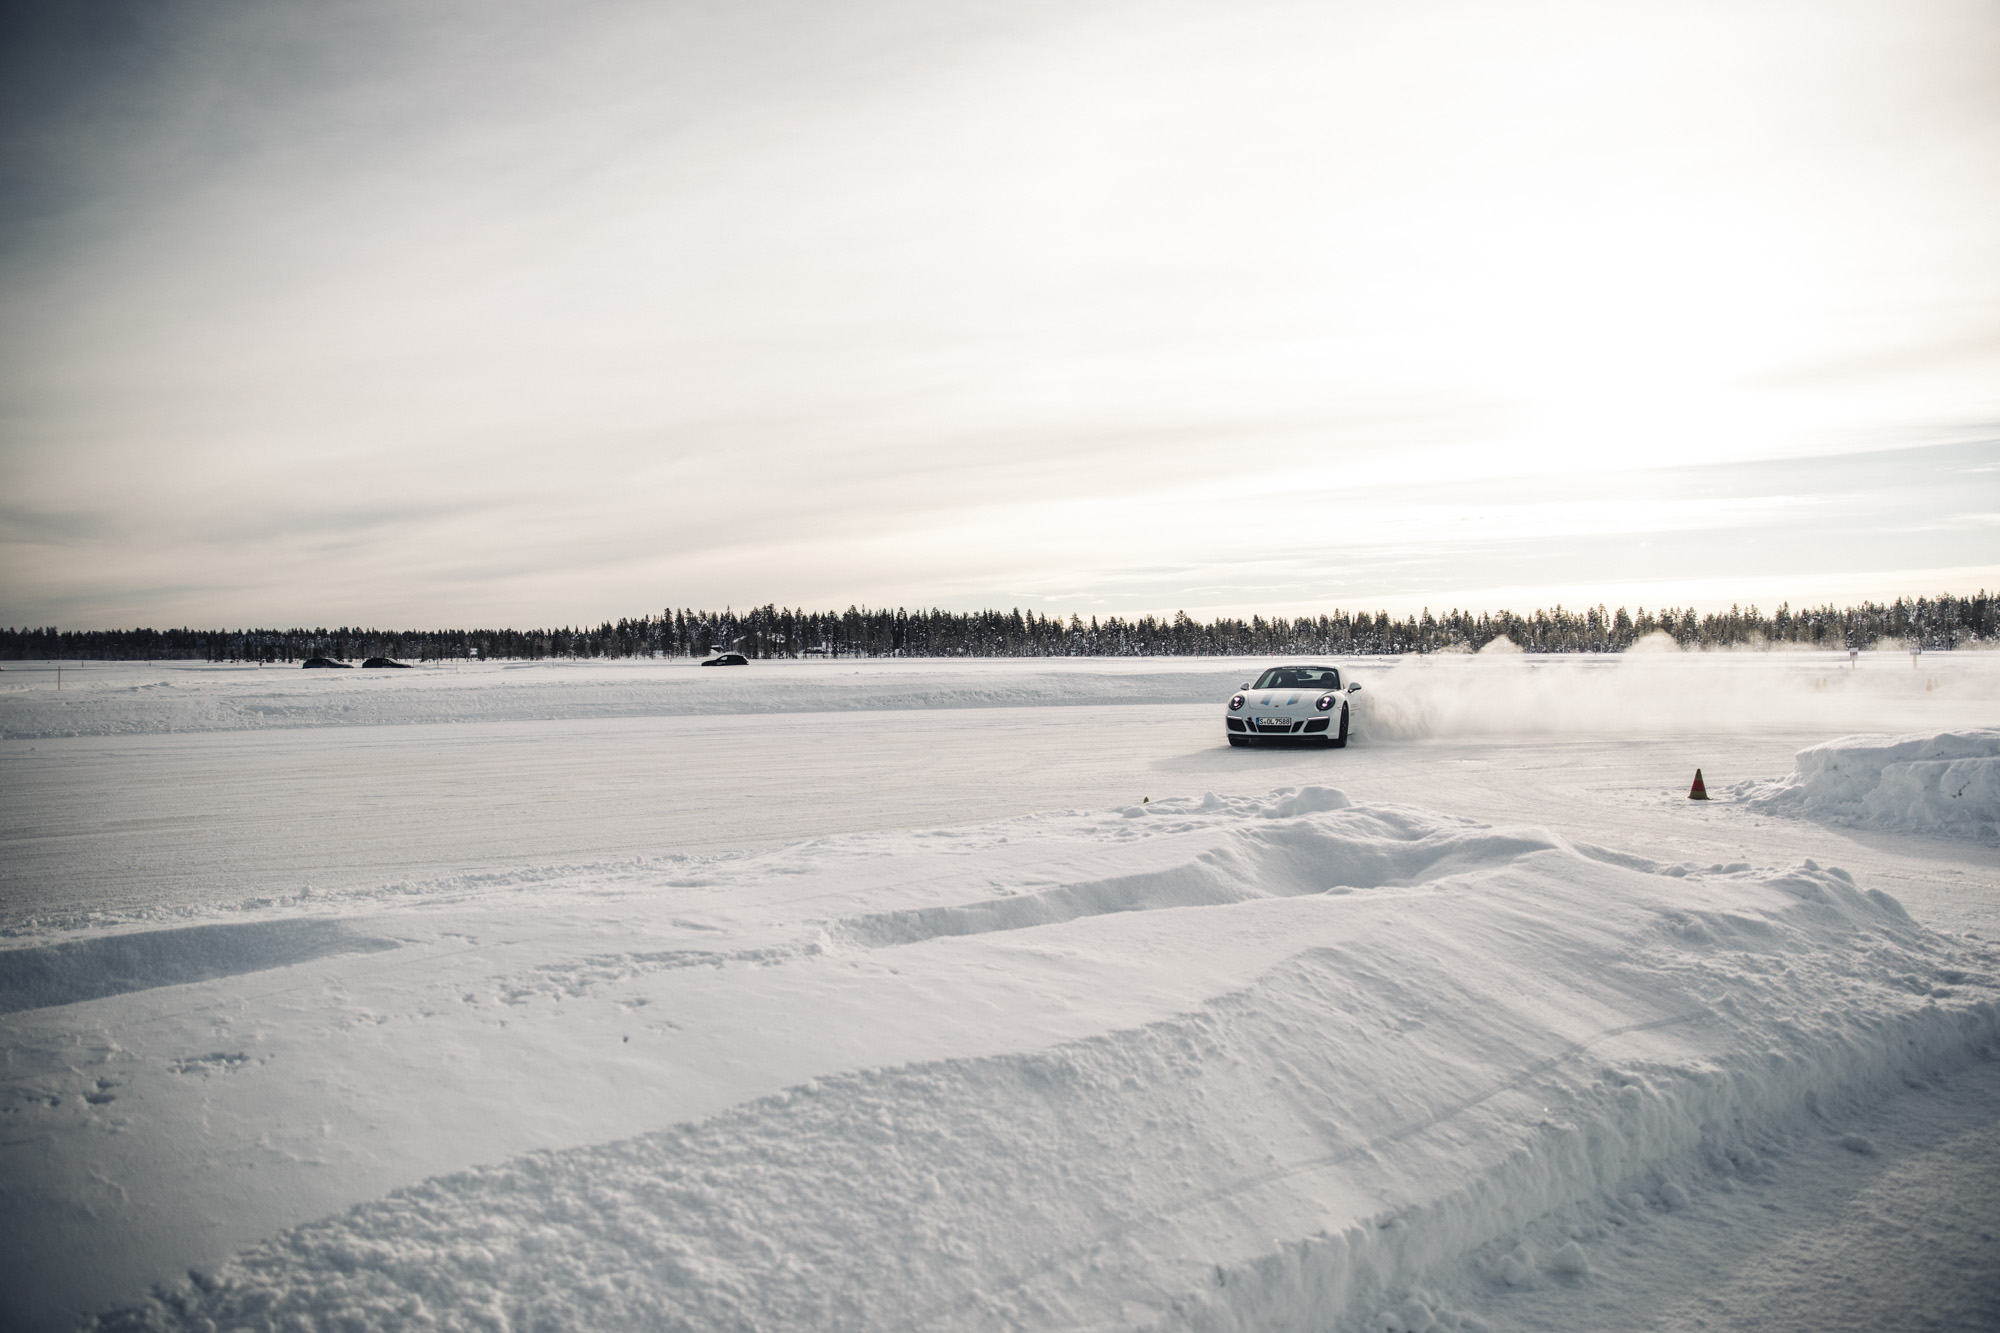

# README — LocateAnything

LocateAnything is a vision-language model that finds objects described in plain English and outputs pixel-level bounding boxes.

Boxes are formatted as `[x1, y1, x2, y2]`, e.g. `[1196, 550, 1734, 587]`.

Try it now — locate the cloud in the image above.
[3, 0, 1999, 626]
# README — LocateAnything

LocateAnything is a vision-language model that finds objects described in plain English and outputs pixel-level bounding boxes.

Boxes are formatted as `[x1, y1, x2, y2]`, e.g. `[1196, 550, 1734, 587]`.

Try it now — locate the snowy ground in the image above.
[0, 652, 1995, 1330]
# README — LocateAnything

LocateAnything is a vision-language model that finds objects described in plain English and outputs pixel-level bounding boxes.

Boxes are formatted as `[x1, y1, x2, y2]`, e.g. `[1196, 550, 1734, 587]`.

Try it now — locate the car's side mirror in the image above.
[1347, 682, 1362, 693]
[1240, 683, 1250, 689]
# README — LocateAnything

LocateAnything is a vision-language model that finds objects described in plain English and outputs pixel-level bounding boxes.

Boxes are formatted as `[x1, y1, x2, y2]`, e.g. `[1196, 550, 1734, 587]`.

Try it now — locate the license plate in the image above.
[1258, 717, 1291, 728]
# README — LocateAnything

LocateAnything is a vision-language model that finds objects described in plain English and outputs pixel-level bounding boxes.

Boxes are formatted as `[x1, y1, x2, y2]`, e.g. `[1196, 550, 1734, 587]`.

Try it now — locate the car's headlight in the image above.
[1315, 693, 1336, 711]
[1229, 694, 1245, 711]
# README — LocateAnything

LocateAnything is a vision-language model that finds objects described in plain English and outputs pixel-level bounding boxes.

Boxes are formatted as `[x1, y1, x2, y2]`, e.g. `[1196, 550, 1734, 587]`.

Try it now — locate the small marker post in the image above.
[1688, 769, 1710, 801]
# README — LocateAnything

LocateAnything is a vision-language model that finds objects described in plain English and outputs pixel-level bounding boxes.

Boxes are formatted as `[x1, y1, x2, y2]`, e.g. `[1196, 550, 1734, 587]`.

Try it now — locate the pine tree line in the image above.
[3, 592, 1993, 662]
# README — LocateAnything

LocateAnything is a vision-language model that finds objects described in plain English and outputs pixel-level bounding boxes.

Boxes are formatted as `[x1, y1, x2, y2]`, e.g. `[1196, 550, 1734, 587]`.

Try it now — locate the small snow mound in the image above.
[1744, 729, 2000, 842]
[1401, 1298, 1439, 1331]
[1547, 1241, 1590, 1275]
[1259, 785, 1351, 818]
[1866, 888, 1913, 920]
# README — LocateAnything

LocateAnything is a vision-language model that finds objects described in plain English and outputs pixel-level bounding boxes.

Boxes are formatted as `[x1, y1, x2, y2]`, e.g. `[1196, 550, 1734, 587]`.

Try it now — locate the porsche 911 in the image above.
[1224, 664, 1362, 747]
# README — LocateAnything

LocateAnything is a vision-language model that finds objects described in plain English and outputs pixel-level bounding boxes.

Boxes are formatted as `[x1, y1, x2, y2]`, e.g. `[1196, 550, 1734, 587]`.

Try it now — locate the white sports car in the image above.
[1225, 664, 1363, 748]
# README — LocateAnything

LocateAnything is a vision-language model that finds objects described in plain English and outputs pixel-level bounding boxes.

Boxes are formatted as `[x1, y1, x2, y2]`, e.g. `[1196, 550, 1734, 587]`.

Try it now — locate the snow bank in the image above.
[1744, 729, 2000, 843]
[58, 792, 1999, 1331]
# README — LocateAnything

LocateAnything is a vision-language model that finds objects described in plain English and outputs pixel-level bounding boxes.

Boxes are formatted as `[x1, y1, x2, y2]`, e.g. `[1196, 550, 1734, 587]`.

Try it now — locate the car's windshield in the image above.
[1252, 666, 1341, 691]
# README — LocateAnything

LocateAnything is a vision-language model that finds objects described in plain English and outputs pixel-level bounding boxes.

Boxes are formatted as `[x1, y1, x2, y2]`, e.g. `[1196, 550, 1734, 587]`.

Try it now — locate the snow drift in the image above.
[0, 919, 397, 1013]
[52, 791, 1997, 1331]
[1745, 729, 2000, 843]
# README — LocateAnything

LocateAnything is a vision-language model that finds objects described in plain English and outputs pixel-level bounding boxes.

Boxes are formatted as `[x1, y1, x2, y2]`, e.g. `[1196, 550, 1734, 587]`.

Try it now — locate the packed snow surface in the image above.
[4, 647, 1996, 742]
[1746, 729, 2000, 843]
[0, 653, 1995, 1330]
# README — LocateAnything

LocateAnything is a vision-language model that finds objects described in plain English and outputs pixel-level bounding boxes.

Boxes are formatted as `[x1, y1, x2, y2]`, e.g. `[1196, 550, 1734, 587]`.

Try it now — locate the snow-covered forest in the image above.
[3, 591, 1994, 663]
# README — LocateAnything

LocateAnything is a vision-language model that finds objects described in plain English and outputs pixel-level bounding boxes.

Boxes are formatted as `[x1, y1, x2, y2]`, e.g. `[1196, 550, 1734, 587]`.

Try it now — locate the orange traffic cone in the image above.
[1688, 769, 1710, 801]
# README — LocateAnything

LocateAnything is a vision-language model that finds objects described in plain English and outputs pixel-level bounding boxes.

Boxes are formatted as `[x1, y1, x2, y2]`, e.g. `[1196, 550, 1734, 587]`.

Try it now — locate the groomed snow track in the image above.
[84, 791, 2000, 1332]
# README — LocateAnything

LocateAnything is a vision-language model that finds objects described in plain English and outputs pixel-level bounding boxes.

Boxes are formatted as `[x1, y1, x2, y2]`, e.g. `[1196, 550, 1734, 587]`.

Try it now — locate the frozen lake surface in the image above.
[0, 653, 1995, 1329]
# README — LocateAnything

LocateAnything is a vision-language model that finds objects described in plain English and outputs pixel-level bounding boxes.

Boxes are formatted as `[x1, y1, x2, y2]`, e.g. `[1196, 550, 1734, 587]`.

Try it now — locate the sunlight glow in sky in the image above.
[2, 0, 1997, 626]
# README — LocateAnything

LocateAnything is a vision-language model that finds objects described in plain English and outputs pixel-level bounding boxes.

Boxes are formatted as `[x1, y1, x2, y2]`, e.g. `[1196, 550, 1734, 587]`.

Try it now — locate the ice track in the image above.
[73, 791, 2000, 1331]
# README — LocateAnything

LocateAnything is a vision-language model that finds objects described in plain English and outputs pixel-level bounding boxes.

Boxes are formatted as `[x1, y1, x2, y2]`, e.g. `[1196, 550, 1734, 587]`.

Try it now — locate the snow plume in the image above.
[1356, 650, 2000, 740]
[80, 796, 2000, 1331]
[1744, 729, 2000, 843]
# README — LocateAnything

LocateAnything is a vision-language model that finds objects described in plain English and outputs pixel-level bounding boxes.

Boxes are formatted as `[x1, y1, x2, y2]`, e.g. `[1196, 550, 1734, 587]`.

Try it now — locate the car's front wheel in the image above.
[1227, 734, 1251, 748]
[1326, 705, 1349, 749]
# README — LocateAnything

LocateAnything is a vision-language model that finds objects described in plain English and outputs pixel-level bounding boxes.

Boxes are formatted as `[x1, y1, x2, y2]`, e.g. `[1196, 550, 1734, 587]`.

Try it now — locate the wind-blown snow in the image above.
[30, 791, 1995, 1331]
[1745, 730, 2000, 843]
[1357, 649, 2000, 740]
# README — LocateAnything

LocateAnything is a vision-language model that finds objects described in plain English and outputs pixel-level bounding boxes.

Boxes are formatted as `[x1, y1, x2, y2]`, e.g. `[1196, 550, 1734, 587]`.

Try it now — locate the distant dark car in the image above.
[362, 657, 412, 669]
[301, 656, 352, 669]
[701, 652, 750, 666]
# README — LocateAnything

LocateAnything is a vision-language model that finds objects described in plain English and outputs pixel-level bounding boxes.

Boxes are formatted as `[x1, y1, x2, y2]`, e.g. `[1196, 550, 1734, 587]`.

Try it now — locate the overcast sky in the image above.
[3, 0, 1997, 629]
